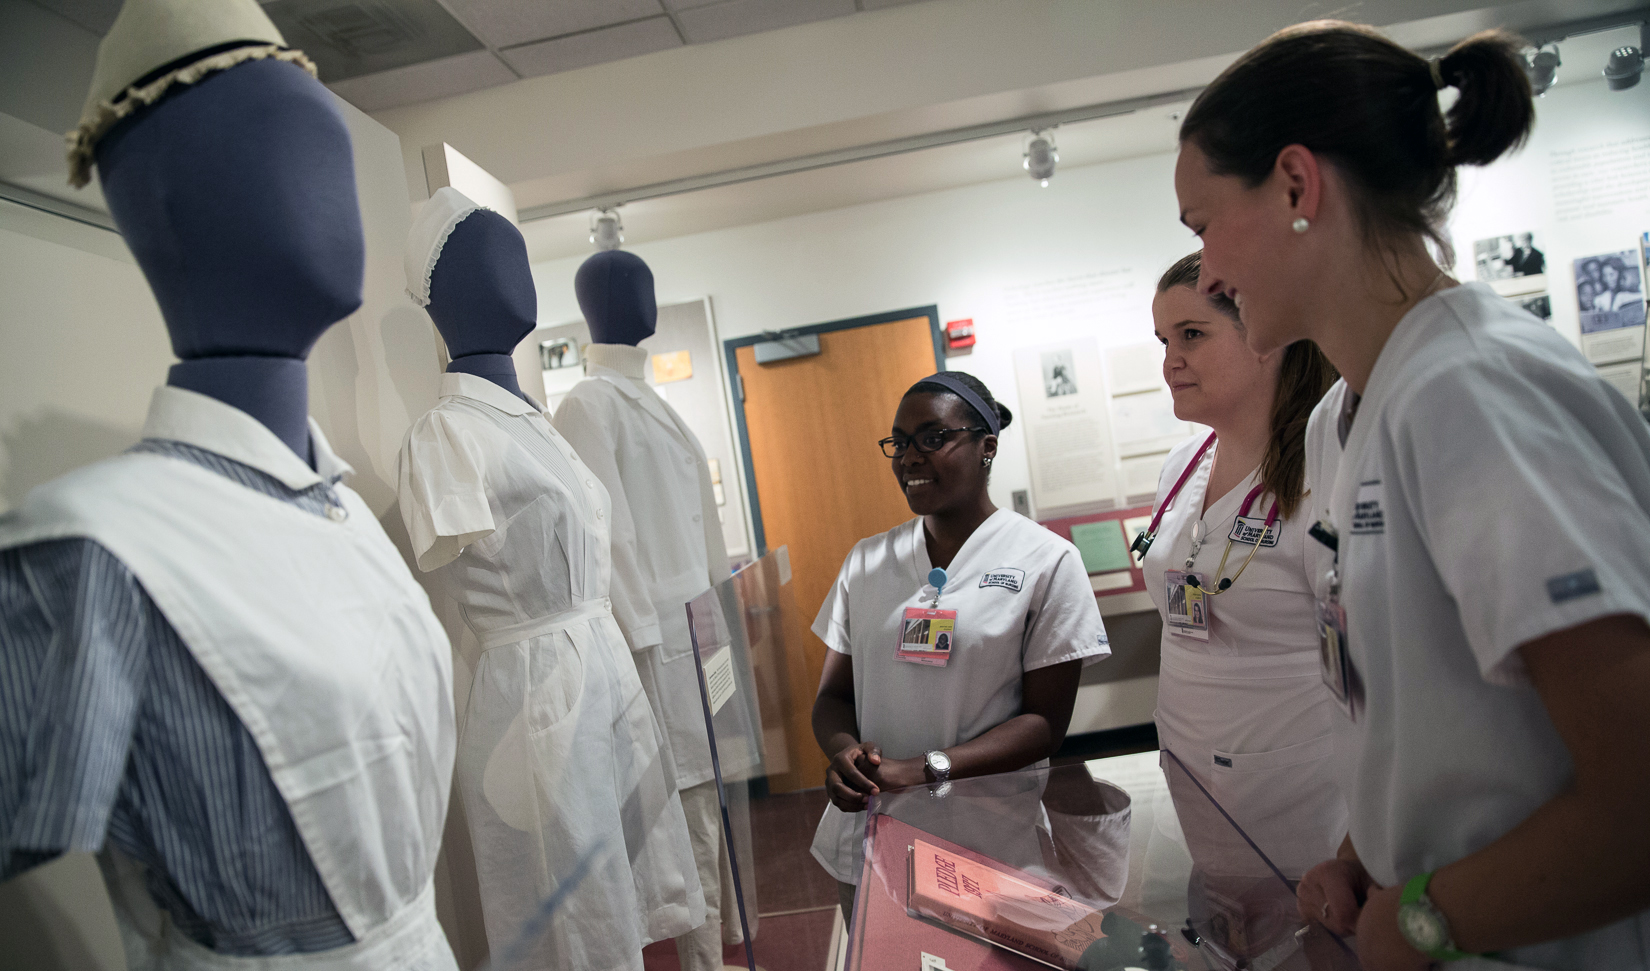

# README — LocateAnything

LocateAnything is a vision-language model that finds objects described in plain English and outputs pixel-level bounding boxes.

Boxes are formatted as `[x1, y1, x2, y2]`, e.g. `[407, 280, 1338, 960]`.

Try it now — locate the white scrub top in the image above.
[1317, 282, 1650, 970]
[398, 373, 703, 971]
[1142, 437, 1345, 878]
[552, 343, 732, 791]
[810, 509, 1110, 883]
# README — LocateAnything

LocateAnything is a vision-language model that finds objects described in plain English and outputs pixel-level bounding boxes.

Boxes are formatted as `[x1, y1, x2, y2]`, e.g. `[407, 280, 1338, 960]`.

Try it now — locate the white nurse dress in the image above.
[398, 372, 703, 971]
[1142, 437, 1346, 879]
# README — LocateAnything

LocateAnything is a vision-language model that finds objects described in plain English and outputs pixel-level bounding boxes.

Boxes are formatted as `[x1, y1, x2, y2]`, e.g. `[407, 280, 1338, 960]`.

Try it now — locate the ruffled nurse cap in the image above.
[67, 0, 317, 188]
[404, 186, 494, 307]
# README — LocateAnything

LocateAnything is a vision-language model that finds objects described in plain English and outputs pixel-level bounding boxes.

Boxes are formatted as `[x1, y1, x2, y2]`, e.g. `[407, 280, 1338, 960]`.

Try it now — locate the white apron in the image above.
[399, 374, 702, 971]
[1143, 438, 1345, 879]
[0, 388, 457, 971]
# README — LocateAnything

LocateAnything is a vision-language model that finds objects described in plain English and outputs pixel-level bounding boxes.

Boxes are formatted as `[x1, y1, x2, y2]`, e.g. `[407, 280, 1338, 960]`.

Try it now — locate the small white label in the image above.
[921, 953, 953, 971]
[1227, 515, 1281, 546]
[979, 568, 1025, 592]
[776, 545, 792, 585]
[703, 647, 736, 714]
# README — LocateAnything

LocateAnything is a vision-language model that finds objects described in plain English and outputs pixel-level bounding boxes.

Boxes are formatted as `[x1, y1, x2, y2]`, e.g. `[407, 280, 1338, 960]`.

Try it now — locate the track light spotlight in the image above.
[1604, 45, 1644, 90]
[1023, 131, 1058, 188]
[1523, 43, 1561, 95]
[589, 209, 623, 250]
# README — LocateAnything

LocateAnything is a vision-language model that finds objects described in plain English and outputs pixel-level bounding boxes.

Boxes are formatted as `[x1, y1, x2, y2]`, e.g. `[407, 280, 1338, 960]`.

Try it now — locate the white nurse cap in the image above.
[67, 0, 317, 188]
[404, 186, 499, 308]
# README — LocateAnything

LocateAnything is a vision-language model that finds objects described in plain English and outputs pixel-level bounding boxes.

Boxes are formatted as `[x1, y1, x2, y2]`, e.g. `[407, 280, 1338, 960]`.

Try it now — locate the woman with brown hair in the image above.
[1177, 20, 1650, 971]
[1142, 251, 1342, 879]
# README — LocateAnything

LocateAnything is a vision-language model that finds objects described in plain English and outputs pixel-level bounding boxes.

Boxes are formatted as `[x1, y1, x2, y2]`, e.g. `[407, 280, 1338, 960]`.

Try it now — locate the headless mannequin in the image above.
[576, 249, 657, 346]
[426, 210, 536, 401]
[95, 59, 364, 465]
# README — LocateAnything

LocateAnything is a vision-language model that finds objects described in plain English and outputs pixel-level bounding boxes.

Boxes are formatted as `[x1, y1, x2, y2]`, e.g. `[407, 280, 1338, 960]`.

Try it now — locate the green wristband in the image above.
[1399, 872, 1475, 962]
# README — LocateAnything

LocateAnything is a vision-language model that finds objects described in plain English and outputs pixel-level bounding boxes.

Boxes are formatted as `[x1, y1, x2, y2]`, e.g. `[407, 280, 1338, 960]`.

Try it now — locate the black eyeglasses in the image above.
[878, 427, 984, 458]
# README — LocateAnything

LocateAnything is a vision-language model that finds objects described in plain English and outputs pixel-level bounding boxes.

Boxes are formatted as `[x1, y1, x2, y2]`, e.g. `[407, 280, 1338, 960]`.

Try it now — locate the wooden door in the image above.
[734, 314, 941, 791]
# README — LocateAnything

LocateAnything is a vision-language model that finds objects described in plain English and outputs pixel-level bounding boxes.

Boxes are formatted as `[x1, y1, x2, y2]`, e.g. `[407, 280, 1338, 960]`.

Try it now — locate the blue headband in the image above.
[912, 372, 1000, 436]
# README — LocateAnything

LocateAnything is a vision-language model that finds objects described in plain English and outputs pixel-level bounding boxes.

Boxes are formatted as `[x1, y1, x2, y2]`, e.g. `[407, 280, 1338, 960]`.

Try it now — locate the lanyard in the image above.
[1130, 431, 1218, 557]
[1188, 482, 1280, 596]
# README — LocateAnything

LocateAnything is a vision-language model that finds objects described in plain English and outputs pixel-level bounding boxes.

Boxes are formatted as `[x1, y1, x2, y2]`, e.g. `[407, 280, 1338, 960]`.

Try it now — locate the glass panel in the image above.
[686, 545, 836, 970]
[846, 750, 1359, 971]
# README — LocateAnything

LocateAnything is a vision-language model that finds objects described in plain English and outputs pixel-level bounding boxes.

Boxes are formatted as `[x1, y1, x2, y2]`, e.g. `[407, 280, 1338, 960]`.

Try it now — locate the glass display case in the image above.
[845, 750, 1359, 971]
[683, 548, 1357, 971]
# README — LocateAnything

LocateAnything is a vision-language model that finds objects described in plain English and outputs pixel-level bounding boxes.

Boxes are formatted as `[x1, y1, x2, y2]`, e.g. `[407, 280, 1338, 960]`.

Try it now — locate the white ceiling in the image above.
[2, 0, 1646, 261]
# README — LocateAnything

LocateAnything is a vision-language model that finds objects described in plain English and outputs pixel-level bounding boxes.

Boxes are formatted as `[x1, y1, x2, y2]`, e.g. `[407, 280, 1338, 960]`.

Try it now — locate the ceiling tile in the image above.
[858, 0, 930, 9]
[674, 0, 855, 46]
[327, 49, 517, 113]
[263, 0, 483, 82]
[659, 0, 726, 10]
[500, 17, 682, 78]
[442, 0, 666, 49]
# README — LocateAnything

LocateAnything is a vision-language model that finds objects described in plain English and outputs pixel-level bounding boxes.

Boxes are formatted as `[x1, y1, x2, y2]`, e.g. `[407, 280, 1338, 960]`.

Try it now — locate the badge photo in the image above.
[898, 606, 958, 667]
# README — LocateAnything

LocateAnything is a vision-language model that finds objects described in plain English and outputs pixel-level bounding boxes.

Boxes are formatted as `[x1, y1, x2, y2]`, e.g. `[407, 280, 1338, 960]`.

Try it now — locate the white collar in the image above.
[142, 386, 352, 491]
[584, 343, 649, 382]
[439, 371, 545, 417]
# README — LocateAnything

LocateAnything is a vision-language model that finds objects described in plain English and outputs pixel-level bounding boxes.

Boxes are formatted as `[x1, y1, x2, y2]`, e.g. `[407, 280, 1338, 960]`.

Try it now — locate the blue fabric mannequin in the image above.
[575, 250, 657, 346]
[95, 58, 364, 465]
[426, 209, 536, 401]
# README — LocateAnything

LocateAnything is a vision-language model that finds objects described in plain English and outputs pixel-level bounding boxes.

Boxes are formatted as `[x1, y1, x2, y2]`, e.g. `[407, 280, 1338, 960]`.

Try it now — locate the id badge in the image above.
[1164, 570, 1210, 641]
[898, 607, 957, 666]
[1316, 596, 1356, 719]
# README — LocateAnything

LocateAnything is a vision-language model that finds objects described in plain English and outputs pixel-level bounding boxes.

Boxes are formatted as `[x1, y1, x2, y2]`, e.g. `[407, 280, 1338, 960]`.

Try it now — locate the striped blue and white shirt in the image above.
[0, 439, 354, 955]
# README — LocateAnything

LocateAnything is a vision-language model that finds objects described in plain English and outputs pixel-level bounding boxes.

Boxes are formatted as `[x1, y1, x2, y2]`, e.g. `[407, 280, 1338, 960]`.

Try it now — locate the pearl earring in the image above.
[1292, 217, 1310, 234]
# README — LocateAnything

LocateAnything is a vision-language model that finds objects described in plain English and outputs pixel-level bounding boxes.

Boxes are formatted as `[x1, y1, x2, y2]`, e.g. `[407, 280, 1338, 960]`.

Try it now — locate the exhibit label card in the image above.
[1012, 339, 1119, 516]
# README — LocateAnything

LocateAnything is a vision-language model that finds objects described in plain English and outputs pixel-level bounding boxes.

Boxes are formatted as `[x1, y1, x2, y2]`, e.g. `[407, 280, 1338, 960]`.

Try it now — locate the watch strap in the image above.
[1400, 873, 1475, 961]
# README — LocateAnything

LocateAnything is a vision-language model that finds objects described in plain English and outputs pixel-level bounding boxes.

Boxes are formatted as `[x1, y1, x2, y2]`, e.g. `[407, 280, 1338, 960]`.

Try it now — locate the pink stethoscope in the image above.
[1129, 432, 1279, 594]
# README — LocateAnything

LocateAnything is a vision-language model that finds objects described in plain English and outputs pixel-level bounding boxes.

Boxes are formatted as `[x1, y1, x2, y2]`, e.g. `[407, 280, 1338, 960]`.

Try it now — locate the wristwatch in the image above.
[1398, 872, 1473, 961]
[924, 750, 952, 784]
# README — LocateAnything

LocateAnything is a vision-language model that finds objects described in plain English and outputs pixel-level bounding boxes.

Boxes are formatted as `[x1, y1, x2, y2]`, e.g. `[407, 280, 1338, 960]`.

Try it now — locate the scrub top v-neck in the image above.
[809, 509, 1109, 883]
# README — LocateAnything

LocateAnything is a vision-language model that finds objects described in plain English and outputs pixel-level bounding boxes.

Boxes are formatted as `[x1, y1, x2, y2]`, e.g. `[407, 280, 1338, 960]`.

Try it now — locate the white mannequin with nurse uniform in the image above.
[551, 249, 738, 971]
[397, 191, 703, 971]
[1141, 251, 1344, 880]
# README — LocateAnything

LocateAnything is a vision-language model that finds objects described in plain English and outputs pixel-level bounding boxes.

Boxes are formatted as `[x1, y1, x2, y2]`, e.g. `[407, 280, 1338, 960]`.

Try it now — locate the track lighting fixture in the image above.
[589, 209, 623, 250]
[1604, 44, 1644, 90]
[1523, 43, 1561, 94]
[1023, 130, 1058, 188]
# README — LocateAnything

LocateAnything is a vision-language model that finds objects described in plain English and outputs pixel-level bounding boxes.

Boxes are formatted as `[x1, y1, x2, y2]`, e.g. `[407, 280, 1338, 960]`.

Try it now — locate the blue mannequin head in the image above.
[97, 58, 363, 358]
[427, 209, 536, 400]
[576, 250, 657, 346]
[94, 56, 363, 461]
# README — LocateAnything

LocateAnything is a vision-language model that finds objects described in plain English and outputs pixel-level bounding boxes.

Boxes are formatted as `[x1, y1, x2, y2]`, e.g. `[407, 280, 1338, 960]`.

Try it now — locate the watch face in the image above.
[1399, 904, 1445, 952]
[930, 752, 951, 773]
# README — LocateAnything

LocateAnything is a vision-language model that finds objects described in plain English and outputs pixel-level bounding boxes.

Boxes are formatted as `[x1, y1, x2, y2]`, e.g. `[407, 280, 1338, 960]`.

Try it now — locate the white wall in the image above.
[528, 70, 1650, 536]
[528, 149, 1198, 526]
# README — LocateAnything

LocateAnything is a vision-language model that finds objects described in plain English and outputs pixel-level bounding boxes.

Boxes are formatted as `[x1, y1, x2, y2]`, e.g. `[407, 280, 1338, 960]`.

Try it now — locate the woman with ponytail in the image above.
[1177, 22, 1650, 970]
[1142, 252, 1342, 882]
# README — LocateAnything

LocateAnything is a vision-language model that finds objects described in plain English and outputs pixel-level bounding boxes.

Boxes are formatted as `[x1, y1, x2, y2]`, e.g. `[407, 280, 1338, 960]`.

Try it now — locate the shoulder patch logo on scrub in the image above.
[979, 568, 1025, 592]
[1546, 568, 1601, 604]
[1351, 480, 1384, 535]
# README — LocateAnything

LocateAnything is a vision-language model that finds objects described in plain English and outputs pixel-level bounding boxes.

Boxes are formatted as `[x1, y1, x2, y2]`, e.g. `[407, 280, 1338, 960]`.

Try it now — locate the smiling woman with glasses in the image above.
[809, 370, 1111, 928]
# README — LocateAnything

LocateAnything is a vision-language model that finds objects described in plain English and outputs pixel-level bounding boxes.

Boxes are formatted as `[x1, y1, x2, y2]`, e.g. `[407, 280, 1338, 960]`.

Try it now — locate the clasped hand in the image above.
[824, 741, 926, 812]
[1297, 859, 1433, 970]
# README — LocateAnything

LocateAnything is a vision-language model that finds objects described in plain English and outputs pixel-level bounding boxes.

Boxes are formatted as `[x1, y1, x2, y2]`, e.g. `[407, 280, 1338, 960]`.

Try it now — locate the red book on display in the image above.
[907, 838, 1106, 969]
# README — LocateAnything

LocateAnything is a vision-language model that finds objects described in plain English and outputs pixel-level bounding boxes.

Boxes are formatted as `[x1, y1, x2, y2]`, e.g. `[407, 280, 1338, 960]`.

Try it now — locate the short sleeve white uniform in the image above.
[398, 373, 703, 971]
[1142, 437, 1346, 878]
[1320, 283, 1650, 970]
[809, 509, 1110, 884]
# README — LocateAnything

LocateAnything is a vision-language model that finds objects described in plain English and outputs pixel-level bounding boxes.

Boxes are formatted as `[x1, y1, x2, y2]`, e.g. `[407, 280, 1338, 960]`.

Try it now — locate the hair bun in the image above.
[1440, 30, 1535, 167]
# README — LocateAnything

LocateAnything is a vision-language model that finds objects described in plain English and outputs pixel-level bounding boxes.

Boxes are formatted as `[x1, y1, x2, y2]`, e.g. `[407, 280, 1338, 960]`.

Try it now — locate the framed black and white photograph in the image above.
[1475, 232, 1546, 279]
[1575, 250, 1646, 335]
[1041, 348, 1078, 397]
[1516, 292, 1553, 324]
[1476, 232, 1548, 297]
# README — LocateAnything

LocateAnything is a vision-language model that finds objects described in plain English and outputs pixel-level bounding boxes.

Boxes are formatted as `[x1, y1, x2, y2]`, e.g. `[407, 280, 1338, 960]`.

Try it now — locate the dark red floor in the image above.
[644, 787, 840, 971]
